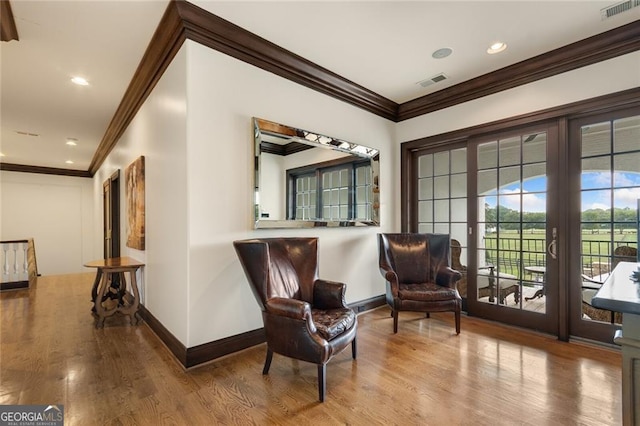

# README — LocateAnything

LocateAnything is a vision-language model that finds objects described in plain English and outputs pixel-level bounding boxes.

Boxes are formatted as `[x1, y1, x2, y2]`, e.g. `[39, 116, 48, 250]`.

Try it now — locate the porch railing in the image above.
[483, 235, 637, 279]
[1, 239, 38, 291]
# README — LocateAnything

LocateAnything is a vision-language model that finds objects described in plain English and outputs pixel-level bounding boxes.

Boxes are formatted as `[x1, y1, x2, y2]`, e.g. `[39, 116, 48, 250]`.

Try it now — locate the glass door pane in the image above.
[476, 133, 548, 313]
[578, 115, 640, 326]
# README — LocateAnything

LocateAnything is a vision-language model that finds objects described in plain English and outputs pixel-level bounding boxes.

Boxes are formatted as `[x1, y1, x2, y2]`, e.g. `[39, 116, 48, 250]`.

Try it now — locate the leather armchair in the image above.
[378, 233, 462, 334]
[233, 237, 357, 402]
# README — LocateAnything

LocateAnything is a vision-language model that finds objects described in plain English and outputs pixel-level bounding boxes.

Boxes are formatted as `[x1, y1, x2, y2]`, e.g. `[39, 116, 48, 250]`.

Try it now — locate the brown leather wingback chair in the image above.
[233, 237, 357, 402]
[378, 233, 462, 334]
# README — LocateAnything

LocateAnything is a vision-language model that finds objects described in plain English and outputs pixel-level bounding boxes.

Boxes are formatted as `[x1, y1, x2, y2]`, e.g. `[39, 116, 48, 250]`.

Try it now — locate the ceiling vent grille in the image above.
[15, 130, 39, 137]
[601, 0, 640, 19]
[417, 73, 448, 88]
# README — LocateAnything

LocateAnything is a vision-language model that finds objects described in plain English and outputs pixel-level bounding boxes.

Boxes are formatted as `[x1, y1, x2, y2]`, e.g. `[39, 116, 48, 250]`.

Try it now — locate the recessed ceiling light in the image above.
[65, 160, 74, 164]
[432, 47, 453, 59]
[487, 42, 507, 54]
[71, 76, 89, 86]
[66, 138, 78, 146]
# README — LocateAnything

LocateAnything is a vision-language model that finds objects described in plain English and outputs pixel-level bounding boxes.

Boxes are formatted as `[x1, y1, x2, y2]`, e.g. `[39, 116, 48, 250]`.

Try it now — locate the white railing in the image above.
[1, 239, 37, 288]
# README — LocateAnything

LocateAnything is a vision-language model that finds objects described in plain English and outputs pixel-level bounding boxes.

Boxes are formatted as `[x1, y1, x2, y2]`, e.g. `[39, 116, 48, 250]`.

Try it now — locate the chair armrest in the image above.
[378, 237, 400, 296]
[378, 266, 399, 295]
[435, 266, 462, 288]
[265, 297, 312, 320]
[313, 279, 349, 310]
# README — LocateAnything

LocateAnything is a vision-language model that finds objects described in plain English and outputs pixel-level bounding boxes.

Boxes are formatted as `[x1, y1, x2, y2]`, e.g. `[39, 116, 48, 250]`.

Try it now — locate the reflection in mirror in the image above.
[253, 118, 380, 229]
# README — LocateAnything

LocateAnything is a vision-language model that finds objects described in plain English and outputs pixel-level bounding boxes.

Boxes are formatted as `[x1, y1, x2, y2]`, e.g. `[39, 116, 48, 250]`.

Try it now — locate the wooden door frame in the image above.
[400, 90, 640, 342]
[103, 170, 121, 259]
[464, 121, 561, 336]
[567, 105, 640, 343]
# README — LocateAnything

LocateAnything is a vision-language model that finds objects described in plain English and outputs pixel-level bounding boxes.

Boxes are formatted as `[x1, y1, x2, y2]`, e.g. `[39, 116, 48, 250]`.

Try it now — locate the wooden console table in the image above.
[592, 261, 640, 426]
[84, 257, 145, 328]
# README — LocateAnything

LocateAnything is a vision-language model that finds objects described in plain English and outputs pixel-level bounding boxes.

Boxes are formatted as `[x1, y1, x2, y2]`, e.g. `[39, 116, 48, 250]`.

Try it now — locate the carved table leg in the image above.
[94, 271, 119, 328]
[116, 267, 141, 325]
[90, 269, 103, 314]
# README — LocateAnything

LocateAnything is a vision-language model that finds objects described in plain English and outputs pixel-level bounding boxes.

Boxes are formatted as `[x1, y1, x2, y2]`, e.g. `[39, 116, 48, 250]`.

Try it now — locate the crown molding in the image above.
[401, 87, 640, 152]
[174, 1, 398, 121]
[397, 20, 640, 121]
[88, 0, 396, 176]
[1, 0, 19, 42]
[85, 1, 640, 176]
[1, 162, 92, 178]
[88, 1, 186, 175]
[10, 3, 640, 177]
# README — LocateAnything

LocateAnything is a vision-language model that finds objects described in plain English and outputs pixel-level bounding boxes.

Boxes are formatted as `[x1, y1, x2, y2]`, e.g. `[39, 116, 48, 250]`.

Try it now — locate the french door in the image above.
[568, 108, 640, 342]
[466, 123, 560, 334]
[407, 98, 640, 343]
[414, 122, 560, 334]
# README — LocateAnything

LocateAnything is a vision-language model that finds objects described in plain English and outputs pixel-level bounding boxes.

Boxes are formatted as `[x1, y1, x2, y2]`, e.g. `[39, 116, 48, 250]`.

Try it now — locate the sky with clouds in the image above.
[483, 172, 640, 213]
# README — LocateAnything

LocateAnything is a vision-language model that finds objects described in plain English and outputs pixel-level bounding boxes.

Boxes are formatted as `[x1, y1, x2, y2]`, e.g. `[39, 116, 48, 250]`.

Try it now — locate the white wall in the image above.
[87, 40, 395, 349]
[397, 52, 640, 141]
[0, 171, 93, 275]
[260, 152, 285, 220]
[93, 46, 189, 344]
[184, 41, 396, 347]
[85, 38, 637, 351]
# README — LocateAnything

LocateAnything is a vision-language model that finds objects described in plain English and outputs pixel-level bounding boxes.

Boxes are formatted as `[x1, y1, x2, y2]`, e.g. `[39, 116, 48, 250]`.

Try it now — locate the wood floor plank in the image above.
[0, 273, 622, 425]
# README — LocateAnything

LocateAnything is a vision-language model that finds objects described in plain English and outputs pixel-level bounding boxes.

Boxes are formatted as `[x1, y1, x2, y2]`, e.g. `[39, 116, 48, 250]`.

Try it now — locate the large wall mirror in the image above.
[254, 118, 380, 229]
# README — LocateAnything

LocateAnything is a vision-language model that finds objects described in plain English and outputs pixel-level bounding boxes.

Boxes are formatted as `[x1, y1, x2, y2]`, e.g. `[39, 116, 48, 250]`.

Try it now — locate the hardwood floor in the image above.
[1, 273, 622, 425]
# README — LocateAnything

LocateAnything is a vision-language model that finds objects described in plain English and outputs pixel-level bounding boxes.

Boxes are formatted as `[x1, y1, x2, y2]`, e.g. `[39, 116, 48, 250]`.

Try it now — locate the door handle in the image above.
[547, 227, 557, 260]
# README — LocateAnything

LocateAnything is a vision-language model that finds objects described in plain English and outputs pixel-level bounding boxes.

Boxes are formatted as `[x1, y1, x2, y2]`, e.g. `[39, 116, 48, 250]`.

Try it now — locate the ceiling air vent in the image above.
[417, 73, 448, 88]
[15, 130, 39, 137]
[601, 0, 640, 19]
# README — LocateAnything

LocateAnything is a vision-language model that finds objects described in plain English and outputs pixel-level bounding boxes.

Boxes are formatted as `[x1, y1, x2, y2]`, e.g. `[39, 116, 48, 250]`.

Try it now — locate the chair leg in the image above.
[393, 310, 399, 334]
[455, 310, 461, 335]
[318, 364, 326, 402]
[426, 312, 430, 318]
[262, 348, 273, 375]
[351, 337, 357, 359]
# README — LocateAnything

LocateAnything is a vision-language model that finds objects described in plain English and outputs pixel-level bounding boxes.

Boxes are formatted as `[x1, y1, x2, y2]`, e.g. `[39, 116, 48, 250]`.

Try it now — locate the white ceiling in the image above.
[1, 1, 639, 172]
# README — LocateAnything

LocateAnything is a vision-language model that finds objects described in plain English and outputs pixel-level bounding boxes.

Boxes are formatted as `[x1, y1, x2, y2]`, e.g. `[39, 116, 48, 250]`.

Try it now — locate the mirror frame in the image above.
[253, 118, 380, 229]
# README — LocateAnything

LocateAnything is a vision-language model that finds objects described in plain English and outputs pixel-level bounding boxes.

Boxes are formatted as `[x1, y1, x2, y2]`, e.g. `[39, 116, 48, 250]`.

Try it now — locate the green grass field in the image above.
[480, 229, 637, 278]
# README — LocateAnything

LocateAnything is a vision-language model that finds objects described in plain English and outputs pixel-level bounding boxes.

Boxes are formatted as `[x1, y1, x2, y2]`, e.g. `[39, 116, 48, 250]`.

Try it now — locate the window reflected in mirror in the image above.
[253, 118, 380, 229]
